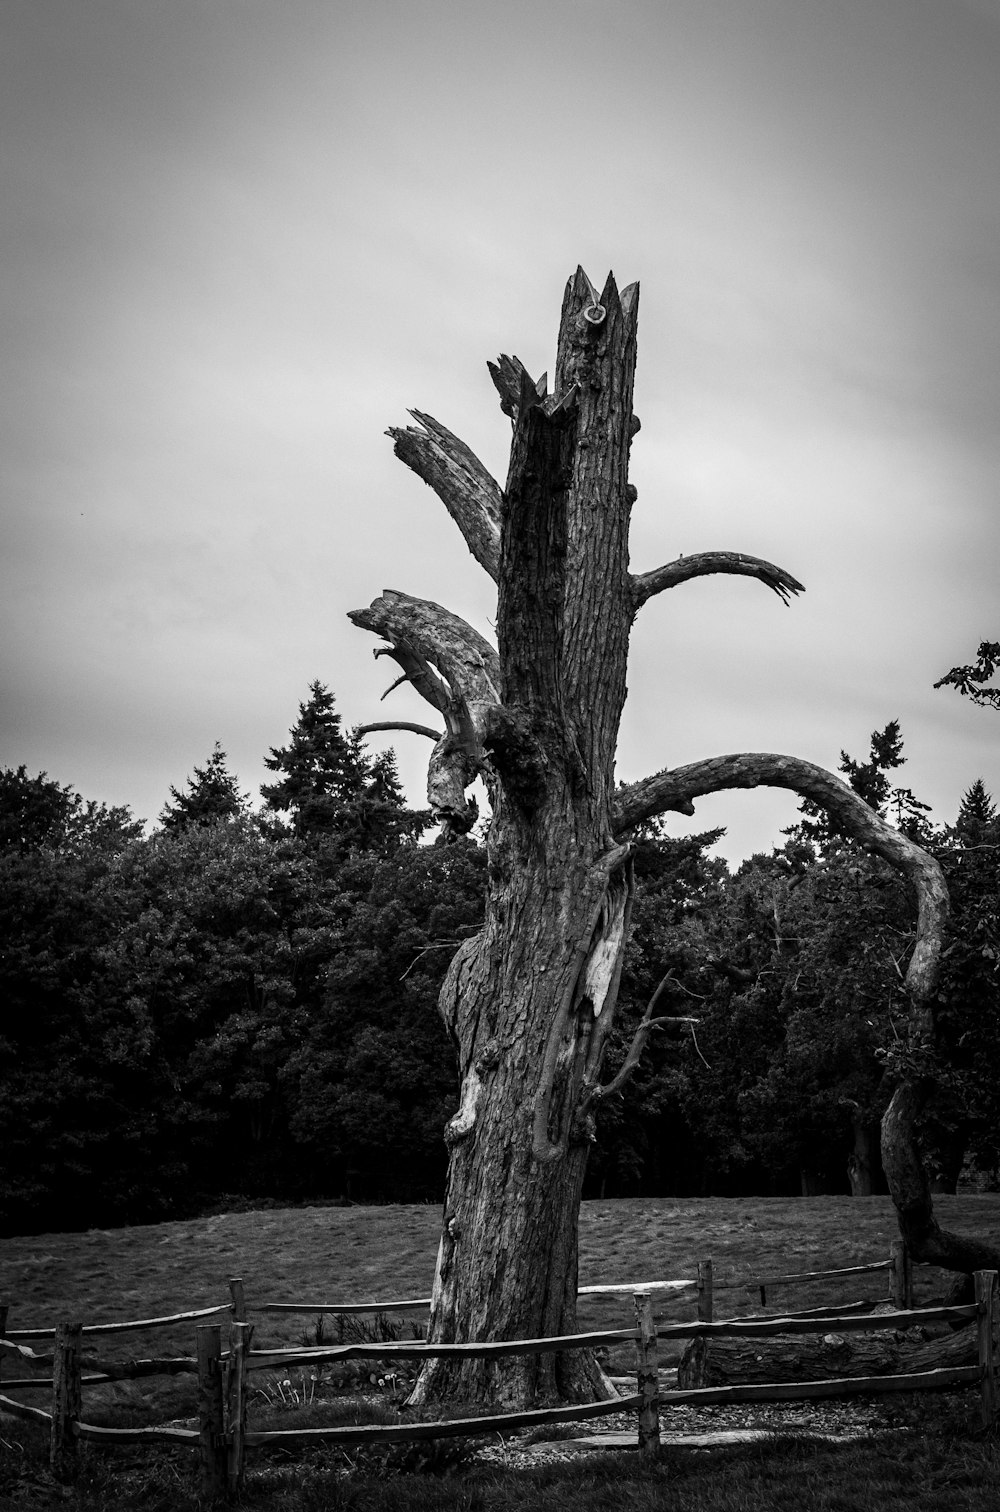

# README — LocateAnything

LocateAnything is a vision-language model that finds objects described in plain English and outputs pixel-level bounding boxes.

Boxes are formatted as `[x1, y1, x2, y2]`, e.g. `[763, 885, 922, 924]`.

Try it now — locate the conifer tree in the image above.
[261, 681, 422, 849]
[159, 744, 245, 831]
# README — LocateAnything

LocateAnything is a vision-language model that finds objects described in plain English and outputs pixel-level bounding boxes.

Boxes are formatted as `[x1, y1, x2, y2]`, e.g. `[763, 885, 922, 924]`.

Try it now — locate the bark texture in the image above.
[349, 265, 963, 1407]
[678, 1322, 978, 1389]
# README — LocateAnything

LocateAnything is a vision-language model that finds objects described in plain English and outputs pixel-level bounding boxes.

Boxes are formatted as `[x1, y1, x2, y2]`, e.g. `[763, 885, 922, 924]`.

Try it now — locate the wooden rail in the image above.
[720, 1260, 892, 1290]
[1, 1251, 994, 1501]
[5, 1303, 231, 1341]
[243, 1392, 644, 1449]
[258, 1278, 697, 1316]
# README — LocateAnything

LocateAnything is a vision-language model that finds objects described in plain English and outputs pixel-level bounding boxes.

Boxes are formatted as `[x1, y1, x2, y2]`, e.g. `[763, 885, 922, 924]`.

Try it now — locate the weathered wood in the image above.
[662, 1366, 980, 1406]
[259, 1297, 432, 1315]
[631, 551, 804, 608]
[244, 1391, 642, 1448]
[6, 1302, 230, 1341]
[349, 266, 956, 1408]
[260, 1280, 693, 1315]
[975, 1271, 997, 1431]
[678, 1320, 980, 1389]
[226, 1321, 252, 1495]
[196, 1326, 226, 1500]
[697, 1261, 713, 1324]
[724, 1300, 882, 1324]
[50, 1322, 81, 1481]
[731, 1260, 892, 1290]
[634, 1292, 660, 1457]
[248, 1324, 638, 1371]
[0, 1390, 52, 1424]
[578, 1280, 695, 1299]
[890, 1240, 913, 1309]
[1, 1338, 197, 1378]
[229, 1277, 247, 1323]
[661, 1304, 974, 1341]
[75, 1421, 200, 1444]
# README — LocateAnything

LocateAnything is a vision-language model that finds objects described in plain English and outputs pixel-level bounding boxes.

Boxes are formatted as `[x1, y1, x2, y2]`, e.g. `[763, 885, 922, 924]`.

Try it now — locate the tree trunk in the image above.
[678, 1321, 978, 1389]
[881, 1081, 1000, 1275]
[349, 265, 965, 1407]
[848, 1118, 876, 1197]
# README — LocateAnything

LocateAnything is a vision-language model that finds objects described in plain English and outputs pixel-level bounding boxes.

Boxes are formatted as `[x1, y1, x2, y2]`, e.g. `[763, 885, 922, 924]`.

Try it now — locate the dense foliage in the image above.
[3, 693, 998, 1233]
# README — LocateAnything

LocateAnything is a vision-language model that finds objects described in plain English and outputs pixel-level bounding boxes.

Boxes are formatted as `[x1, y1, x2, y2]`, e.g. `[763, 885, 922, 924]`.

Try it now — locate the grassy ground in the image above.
[1, 1196, 998, 1507]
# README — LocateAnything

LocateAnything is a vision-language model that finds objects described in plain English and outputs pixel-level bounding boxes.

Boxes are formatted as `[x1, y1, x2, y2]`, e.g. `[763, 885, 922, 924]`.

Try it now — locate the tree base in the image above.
[407, 1346, 619, 1410]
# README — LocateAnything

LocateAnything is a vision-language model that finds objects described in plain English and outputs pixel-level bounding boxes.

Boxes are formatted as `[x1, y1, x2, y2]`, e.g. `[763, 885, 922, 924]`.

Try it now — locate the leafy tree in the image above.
[0, 765, 140, 853]
[159, 743, 246, 831]
[587, 826, 728, 1196]
[934, 641, 1000, 709]
[0, 766, 76, 851]
[924, 782, 1000, 1188]
[0, 803, 162, 1231]
[282, 840, 486, 1199]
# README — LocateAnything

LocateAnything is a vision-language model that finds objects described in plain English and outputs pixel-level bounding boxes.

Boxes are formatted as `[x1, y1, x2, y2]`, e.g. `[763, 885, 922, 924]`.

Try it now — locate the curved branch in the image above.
[630, 552, 805, 610]
[349, 591, 500, 716]
[388, 412, 502, 580]
[357, 721, 442, 741]
[350, 590, 500, 836]
[612, 752, 947, 1006]
[610, 748, 993, 1274]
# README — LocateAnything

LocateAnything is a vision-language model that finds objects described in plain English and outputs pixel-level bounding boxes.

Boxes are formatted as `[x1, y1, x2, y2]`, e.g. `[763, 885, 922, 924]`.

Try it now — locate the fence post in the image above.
[50, 1321, 82, 1482]
[890, 1239, 912, 1310]
[197, 1324, 227, 1499]
[226, 1320, 252, 1496]
[229, 1277, 247, 1323]
[975, 1271, 997, 1432]
[696, 1260, 713, 1323]
[633, 1290, 660, 1458]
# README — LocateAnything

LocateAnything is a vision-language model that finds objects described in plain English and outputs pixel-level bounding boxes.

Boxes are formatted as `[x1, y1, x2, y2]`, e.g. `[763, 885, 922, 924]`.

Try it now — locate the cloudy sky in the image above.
[2, 0, 998, 861]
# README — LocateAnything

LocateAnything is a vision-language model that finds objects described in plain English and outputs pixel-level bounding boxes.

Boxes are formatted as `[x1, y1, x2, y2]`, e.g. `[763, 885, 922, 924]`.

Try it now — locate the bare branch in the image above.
[388, 412, 502, 580]
[372, 642, 451, 717]
[357, 721, 442, 741]
[349, 591, 500, 718]
[582, 968, 688, 1107]
[350, 590, 501, 836]
[613, 752, 948, 1008]
[630, 552, 805, 610]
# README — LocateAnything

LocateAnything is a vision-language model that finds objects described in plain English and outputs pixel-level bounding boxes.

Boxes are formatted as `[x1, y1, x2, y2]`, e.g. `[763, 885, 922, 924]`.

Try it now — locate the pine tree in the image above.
[261, 682, 422, 849]
[159, 744, 245, 831]
[955, 779, 998, 844]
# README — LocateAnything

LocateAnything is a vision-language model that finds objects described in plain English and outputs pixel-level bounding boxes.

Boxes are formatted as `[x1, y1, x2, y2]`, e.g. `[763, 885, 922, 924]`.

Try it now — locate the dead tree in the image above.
[349, 267, 968, 1408]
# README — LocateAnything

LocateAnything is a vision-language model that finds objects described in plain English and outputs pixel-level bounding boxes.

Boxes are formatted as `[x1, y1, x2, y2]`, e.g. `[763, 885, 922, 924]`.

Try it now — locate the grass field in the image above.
[2, 1195, 999, 1509]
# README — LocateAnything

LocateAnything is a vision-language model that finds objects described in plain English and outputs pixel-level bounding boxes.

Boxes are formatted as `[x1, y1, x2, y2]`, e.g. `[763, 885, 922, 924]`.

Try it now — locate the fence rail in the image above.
[0, 1245, 994, 1502]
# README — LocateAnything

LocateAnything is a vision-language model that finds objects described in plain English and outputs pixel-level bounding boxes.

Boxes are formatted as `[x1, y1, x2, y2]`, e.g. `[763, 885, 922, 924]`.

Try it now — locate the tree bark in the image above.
[349, 265, 969, 1407]
[678, 1322, 979, 1389]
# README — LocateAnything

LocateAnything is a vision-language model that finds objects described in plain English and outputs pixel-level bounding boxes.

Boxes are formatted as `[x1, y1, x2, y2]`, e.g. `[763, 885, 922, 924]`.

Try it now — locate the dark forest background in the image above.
[3, 682, 998, 1235]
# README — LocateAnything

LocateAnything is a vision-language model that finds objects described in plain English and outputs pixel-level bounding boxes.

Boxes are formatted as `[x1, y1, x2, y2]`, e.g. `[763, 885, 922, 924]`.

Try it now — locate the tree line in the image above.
[2, 685, 997, 1235]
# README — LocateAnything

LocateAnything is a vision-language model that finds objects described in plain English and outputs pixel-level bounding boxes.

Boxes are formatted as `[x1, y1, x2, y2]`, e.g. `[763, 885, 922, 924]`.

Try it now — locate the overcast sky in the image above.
[2, 0, 998, 862]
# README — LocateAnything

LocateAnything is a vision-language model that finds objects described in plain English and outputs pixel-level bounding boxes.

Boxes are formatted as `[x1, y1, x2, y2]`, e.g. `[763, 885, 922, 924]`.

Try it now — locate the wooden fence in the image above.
[0, 1248, 994, 1500]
